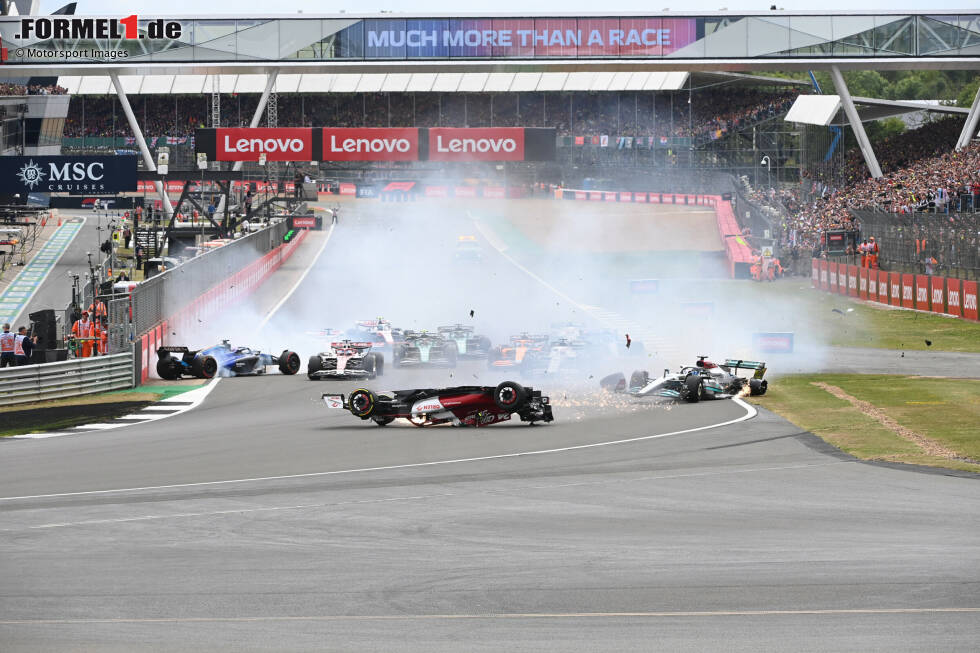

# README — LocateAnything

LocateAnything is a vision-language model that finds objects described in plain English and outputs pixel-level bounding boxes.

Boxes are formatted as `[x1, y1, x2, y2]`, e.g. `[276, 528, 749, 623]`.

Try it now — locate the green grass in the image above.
[753, 374, 980, 473]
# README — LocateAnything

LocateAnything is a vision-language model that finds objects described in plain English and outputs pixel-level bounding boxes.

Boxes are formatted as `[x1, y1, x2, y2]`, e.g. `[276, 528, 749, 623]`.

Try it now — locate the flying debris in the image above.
[625, 333, 632, 349]
[469, 309, 475, 318]
[832, 309, 845, 316]
[925, 340, 932, 347]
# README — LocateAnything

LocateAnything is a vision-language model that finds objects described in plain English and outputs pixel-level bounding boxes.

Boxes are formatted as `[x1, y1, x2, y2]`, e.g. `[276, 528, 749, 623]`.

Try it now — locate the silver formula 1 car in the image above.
[601, 356, 768, 402]
[307, 340, 384, 380]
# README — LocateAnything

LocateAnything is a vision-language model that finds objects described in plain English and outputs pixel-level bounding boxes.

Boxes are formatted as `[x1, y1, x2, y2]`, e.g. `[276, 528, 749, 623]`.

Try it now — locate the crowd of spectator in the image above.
[61, 88, 800, 143]
[0, 83, 68, 95]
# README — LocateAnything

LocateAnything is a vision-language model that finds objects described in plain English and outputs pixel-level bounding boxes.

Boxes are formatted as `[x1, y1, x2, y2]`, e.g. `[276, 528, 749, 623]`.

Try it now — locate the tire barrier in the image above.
[810, 258, 978, 322]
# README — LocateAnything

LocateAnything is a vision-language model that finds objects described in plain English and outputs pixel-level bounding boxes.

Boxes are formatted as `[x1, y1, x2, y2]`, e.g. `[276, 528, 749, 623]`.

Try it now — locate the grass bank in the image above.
[751, 374, 980, 474]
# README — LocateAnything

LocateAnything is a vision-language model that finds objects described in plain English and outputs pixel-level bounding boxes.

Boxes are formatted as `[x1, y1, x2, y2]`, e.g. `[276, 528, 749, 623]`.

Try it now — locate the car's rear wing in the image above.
[322, 394, 347, 409]
[331, 341, 373, 349]
[724, 358, 767, 378]
[158, 345, 190, 353]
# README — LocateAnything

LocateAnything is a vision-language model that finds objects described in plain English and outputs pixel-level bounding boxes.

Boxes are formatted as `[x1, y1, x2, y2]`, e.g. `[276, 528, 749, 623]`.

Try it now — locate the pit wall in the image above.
[810, 259, 979, 322]
[135, 230, 308, 384]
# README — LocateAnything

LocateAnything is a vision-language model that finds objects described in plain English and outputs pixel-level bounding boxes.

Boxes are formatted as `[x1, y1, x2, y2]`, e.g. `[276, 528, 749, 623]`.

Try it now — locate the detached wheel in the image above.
[156, 356, 182, 380]
[749, 379, 768, 396]
[193, 355, 218, 379]
[307, 355, 322, 380]
[494, 381, 527, 411]
[684, 375, 704, 403]
[278, 350, 301, 375]
[348, 388, 378, 419]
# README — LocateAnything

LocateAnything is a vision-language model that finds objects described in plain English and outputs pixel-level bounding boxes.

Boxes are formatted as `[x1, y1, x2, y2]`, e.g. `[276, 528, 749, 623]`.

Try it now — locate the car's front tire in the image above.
[307, 355, 322, 380]
[683, 375, 703, 403]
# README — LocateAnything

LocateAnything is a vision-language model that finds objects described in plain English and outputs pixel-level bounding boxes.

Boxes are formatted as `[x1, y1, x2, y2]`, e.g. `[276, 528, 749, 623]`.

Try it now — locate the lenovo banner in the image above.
[203, 128, 315, 162]
[946, 278, 962, 317]
[322, 128, 418, 161]
[964, 281, 979, 321]
[930, 276, 945, 313]
[0, 155, 137, 193]
[915, 275, 930, 311]
[878, 270, 889, 304]
[428, 128, 525, 162]
[890, 272, 902, 306]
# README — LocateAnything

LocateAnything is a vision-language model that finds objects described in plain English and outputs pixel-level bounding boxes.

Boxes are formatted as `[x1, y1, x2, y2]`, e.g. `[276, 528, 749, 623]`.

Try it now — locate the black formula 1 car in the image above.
[322, 380, 553, 427]
[393, 330, 458, 368]
[601, 356, 768, 402]
[156, 340, 301, 379]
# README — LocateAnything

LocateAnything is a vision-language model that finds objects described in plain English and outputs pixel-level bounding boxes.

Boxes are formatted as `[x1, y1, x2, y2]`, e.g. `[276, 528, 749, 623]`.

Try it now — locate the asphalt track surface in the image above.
[1, 204, 978, 652]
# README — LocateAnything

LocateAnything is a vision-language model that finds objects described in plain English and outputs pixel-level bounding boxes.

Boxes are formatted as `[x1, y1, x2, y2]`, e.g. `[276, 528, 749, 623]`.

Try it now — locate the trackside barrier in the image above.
[135, 230, 309, 384]
[711, 197, 754, 279]
[0, 352, 134, 407]
[809, 258, 979, 323]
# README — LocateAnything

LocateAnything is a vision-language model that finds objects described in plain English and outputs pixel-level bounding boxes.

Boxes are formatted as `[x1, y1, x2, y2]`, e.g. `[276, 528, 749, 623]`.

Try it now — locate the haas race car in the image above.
[323, 381, 554, 427]
[156, 340, 301, 379]
[393, 330, 458, 368]
[307, 340, 384, 380]
[601, 356, 769, 402]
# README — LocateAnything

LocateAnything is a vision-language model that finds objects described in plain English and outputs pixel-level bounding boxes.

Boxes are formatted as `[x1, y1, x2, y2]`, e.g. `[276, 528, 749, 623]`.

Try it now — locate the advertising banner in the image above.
[322, 128, 418, 161]
[963, 280, 979, 321]
[620, 192, 632, 202]
[820, 260, 829, 291]
[427, 127, 524, 161]
[828, 262, 837, 293]
[483, 186, 505, 199]
[946, 278, 962, 317]
[339, 183, 357, 195]
[811, 259, 819, 289]
[634, 192, 647, 203]
[604, 192, 617, 202]
[454, 186, 477, 198]
[930, 276, 945, 313]
[0, 155, 137, 193]
[859, 268, 868, 300]
[915, 274, 930, 311]
[901, 274, 914, 308]
[203, 127, 315, 162]
[848, 264, 859, 298]
[890, 272, 902, 306]
[878, 270, 889, 304]
[424, 185, 448, 198]
[838, 264, 847, 295]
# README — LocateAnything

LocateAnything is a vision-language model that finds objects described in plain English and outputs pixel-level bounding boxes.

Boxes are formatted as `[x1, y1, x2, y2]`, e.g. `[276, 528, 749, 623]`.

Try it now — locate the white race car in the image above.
[601, 356, 768, 402]
[307, 340, 384, 380]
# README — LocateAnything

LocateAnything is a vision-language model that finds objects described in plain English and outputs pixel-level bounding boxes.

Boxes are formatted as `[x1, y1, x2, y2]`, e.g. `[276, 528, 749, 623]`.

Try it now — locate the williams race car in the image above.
[322, 381, 553, 427]
[437, 324, 492, 358]
[600, 356, 768, 402]
[307, 340, 384, 380]
[156, 340, 301, 379]
[393, 330, 458, 368]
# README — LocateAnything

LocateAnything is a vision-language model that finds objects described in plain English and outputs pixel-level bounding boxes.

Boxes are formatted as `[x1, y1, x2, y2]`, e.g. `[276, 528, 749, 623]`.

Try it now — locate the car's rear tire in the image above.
[278, 350, 301, 375]
[156, 356, 182, 380]
[684, 375, 703, 403]
[193, 355, 218, 379]
[372, 353, 384, 377]
[749, 379, 768, 396]
[494, 381, 527, 411]
[348, 388, 378, 419]
[362, 353, 378, 379]
[307, 355, 322, 380]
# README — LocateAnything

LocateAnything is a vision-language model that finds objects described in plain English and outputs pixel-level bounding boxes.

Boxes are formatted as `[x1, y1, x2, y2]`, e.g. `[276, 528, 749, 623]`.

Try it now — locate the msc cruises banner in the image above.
[0, 155, 138, 194]
[197, 128, 556, 162]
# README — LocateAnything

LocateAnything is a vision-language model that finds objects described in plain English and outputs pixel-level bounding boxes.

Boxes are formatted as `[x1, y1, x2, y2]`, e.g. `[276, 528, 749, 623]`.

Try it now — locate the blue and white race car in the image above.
[156, 340, 301, 379]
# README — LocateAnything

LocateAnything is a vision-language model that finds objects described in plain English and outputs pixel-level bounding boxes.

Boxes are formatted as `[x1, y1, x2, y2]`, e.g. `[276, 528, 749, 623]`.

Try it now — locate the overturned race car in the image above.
[156, 340, 301, 379]
[601, 356, 768, 402]
[308, 340, 384, 380]
[323, 380, 553, 427]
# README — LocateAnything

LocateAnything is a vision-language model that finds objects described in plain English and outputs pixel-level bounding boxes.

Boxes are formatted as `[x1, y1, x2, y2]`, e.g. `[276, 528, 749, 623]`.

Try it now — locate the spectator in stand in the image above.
[0, 323, 15, 367]
[924, 254, 937, 275]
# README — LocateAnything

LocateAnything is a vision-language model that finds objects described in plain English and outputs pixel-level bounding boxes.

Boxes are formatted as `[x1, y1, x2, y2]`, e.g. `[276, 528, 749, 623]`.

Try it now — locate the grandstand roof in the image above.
[56, 71, 803, 95]
[786, 94, 970, 127]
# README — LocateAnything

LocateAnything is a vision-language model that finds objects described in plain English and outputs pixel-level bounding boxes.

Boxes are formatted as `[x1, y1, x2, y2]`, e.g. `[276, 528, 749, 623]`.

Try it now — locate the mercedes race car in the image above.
[600, 356, 768, 402]
[393, 330, 458, 368]
[322, 381, 554, 427]
[437, 324, 492, 358]
[307, 340, 384, 380]
[487, 333, 549, 369]
[156, 340, 301, 379]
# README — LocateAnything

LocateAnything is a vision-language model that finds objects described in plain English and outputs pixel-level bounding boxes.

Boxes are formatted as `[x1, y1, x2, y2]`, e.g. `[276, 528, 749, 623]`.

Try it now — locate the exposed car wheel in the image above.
[749, 379, 768, 396]
[348, 388, 378, 419]
[193, 355, 218, 379]
[684, 375, 703, 403]
[278, 350, 301, 375]
[494, 381, 527, 411]
[156, 356, 182, 381]
[362, 353, 378, 379]
[307, 355, 322, 380]
[629, 370, 650, 389]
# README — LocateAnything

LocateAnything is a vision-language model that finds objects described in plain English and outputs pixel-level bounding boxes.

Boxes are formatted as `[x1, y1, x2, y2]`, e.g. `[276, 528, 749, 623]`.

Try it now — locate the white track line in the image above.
[258, 222, 335, 328]
[8, 379, 221, 440]
[0, 398, 756, 501]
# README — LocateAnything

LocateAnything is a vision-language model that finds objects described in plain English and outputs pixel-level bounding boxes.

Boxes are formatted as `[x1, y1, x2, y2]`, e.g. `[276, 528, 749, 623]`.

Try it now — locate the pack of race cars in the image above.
[156, 318, 770, 428]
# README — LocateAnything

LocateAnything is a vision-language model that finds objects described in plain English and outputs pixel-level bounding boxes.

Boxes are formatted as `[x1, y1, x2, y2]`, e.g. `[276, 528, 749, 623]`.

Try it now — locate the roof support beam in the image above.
[110, 73, 171, 210]
[232, 70, 279, 173]
[830, 65, 882, 179]
[956, 83, 980, 151]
